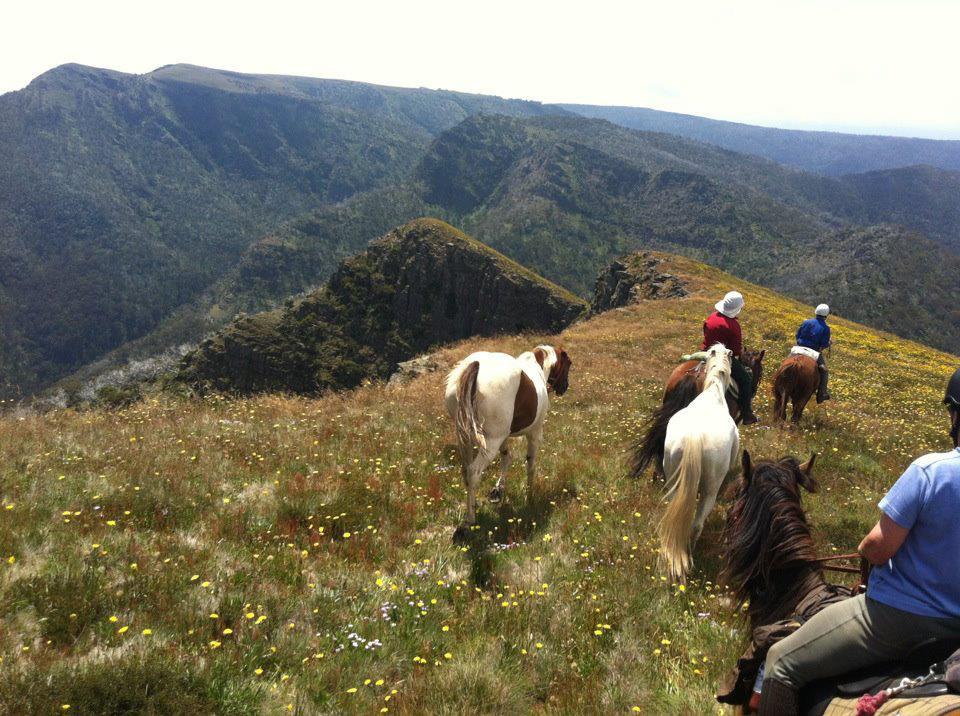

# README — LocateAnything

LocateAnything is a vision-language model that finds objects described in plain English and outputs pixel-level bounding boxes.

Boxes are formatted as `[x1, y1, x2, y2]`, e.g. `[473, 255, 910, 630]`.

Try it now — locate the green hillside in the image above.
[0, 64, 561, 398]
[176, 218, 586, 395]
[115, 115, 959, 369]
[0, 253, 953, 713]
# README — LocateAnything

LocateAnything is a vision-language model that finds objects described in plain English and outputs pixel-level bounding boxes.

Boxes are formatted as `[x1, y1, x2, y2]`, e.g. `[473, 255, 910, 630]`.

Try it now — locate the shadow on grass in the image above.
[455, 482, 577, 589]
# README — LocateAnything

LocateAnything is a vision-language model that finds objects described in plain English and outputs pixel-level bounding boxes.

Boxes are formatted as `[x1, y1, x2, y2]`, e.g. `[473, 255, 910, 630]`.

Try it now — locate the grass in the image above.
[0, 254, 954, 714]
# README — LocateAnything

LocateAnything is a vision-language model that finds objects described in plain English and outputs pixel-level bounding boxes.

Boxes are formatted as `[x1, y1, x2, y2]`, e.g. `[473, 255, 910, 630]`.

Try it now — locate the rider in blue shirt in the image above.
[796, 304, 832, 403]
[757, 368, 960, 716]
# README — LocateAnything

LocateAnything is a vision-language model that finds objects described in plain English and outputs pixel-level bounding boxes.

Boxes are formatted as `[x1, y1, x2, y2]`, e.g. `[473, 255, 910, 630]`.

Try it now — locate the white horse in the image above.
[659, 343, 740, 582]
[445, 345, 571, 540]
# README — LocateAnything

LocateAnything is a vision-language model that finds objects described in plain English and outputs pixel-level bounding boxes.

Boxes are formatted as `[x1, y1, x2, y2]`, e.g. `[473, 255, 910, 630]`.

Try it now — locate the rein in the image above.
[812, 552, 871, 586]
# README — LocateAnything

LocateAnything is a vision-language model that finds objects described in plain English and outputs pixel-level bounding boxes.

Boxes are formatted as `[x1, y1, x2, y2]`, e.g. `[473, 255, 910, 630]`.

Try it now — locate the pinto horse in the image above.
[658, 344, 740, 583]
[772, 353, 819, 424]
[445, 345, 571, 541]
[631, 349, 764, 479]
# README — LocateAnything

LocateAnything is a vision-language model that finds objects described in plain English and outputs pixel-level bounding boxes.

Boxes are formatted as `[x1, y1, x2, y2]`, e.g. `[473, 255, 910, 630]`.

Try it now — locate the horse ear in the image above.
[533, 347, 546, 369]
[759, 350, 766, 360]
[741, 450, 753, 483]
[798, 453, 819, 493]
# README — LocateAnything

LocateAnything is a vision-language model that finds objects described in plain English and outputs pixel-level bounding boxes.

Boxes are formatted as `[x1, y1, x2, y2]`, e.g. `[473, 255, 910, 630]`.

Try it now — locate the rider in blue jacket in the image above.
[796, 304, 832, 403]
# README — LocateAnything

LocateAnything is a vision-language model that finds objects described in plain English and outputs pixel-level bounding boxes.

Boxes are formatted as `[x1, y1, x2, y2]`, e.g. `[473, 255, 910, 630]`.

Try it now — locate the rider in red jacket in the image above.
[702, 291, 757, 424]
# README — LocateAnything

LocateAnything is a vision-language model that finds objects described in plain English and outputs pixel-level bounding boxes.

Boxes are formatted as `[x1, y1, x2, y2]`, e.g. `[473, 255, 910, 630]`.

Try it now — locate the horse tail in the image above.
[455, 361, 485, 458]
[630, 379, 699, 480]
[658, 432, 702, 582]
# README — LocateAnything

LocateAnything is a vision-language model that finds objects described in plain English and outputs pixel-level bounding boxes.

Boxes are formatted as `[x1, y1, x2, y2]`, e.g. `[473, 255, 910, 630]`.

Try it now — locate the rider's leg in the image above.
[759, 593, 960, 715]
[731, 358, 757, 423]
[816, 354, 830, 403]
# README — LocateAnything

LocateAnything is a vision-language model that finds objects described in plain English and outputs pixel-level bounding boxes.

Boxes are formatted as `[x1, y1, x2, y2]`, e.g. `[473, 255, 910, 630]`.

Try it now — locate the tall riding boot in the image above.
[817, 364, 831, 403]
[758, 678, 800, 716]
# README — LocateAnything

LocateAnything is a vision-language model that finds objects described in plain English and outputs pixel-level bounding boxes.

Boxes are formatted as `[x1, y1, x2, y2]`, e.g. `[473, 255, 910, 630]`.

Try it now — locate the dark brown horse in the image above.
[721, 451, 824, 629]
[630, 349, 764, 479]
[772, 354, 819, 424]
[717, 451, 853, 710]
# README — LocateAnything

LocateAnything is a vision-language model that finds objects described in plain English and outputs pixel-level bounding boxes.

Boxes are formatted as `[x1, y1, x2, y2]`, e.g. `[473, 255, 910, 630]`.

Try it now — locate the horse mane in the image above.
[702, 344, 732, 393]
[721, 457, 822, 623]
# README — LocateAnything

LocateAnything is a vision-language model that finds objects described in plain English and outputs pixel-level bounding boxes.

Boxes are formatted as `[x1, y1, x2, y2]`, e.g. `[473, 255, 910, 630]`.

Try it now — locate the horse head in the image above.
[721, 450, 821, 625]
[549, 346, 572, 396]
[534, 345, 572, 396]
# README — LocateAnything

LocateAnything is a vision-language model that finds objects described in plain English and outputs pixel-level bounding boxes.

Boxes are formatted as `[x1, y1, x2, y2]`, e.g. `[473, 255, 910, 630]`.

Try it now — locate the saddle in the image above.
[801, 641, 960, 716]
[791, 346, 821, 361]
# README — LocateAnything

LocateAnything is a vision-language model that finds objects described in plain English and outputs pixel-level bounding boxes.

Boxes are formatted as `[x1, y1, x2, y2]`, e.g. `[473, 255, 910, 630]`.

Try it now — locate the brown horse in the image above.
[718, 454, 960, 715]
[772, 354, 819, 424]
[630, 349, 764, 479]
[717, 451, 854, 709]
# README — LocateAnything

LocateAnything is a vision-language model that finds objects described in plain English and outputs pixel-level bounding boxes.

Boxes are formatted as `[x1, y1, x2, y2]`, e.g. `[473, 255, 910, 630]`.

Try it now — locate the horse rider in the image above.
[796, 303, 832, 403]
[757, 367, 960, 715]
[702, 291, 758, 424]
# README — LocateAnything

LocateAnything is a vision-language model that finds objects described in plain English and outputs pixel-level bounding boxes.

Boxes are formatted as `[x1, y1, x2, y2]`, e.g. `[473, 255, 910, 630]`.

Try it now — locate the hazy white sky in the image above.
[4, 0, 960, 138]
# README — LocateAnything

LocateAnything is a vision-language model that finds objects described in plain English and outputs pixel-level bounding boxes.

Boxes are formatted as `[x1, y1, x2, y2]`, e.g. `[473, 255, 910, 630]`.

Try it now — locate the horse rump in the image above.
[630, 377, 699, 479]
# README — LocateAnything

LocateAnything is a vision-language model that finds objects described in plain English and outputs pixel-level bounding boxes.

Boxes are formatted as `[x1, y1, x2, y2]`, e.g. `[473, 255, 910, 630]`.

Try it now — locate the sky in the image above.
[4, 0, 960, 139]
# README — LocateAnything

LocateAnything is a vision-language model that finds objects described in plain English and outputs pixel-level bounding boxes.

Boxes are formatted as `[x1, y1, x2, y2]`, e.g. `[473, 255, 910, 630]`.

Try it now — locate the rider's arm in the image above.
[858, 513, 910, 565]
[860, 461, 927, 565]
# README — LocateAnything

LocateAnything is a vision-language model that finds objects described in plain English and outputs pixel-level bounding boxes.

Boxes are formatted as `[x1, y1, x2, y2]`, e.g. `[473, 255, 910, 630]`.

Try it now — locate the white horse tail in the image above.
[658, 432, 702, 582]
[455, 361, 486, 457]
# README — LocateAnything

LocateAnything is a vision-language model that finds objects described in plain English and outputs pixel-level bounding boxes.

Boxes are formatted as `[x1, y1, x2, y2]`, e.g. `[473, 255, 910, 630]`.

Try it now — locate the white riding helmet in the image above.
[716, 291, 745, 318]
[815, 304, 830, 317]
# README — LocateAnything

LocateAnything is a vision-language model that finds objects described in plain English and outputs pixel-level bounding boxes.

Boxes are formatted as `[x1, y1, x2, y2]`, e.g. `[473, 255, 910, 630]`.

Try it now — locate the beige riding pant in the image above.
[765, 594, 960, 689]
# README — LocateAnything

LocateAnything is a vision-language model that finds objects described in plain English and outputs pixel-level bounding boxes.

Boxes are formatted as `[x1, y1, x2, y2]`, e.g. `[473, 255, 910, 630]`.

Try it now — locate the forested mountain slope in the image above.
[0, 64, 560, 397]
[114, 114, 959, 367]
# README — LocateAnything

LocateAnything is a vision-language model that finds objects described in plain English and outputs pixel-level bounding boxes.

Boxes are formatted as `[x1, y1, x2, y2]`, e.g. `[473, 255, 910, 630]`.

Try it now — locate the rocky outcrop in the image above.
[177, 218, 587, 395]
[388, 353, 441, 386]
[591, 252, 688, 313]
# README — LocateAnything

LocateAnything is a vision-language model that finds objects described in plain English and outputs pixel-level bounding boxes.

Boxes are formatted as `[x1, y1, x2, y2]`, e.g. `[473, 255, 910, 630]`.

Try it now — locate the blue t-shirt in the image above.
[868, 448, 960, 619]
[796, 317, 831, 351]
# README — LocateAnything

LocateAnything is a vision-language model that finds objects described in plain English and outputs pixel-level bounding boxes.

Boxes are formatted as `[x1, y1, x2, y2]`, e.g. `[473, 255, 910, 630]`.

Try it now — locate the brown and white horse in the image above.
[445, 345, 571, 540]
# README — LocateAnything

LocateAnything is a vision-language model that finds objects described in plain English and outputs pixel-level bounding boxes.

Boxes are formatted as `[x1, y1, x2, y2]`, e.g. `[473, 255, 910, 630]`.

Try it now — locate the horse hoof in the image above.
[452, 525, 471, 544]
[488, 487, 504, 502]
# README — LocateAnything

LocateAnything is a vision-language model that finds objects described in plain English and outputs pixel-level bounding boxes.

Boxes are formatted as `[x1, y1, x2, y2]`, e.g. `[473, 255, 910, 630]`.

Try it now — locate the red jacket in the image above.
[702, 311, 743, 357]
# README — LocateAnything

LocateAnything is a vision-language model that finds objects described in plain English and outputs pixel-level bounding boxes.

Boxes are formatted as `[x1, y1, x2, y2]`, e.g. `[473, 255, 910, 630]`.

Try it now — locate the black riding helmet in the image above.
[945, 367, 960, 446]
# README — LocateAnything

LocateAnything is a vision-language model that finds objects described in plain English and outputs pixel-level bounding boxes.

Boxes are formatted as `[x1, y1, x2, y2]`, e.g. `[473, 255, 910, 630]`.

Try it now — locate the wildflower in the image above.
[209, 640, 221, 649]
[141, 628, 152, 635]
[117, 626, 129, 634]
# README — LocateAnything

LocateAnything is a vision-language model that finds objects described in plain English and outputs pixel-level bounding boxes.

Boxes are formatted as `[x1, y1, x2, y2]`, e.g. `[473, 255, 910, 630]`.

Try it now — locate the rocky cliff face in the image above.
[591, 252, 688, 313]
[177, 218, 587, 395]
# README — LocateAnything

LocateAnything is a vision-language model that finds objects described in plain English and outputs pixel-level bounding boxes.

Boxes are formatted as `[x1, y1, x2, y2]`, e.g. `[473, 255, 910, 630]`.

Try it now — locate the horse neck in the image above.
[748, 563, 826, 629]
[702, 365, 730, 401]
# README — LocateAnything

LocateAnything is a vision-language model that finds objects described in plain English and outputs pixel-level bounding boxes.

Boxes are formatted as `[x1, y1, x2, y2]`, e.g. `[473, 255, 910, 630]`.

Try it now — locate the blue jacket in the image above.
[796, 316, 831, 351]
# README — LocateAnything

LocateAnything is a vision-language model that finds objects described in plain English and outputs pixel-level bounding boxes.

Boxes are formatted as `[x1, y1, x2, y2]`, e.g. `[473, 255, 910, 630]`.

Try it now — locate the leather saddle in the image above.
[801, 640, 960, 716]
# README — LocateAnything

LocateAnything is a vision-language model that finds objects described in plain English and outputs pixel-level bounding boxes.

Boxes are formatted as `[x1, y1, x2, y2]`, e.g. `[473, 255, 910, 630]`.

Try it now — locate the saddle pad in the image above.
[820, 693, 960, 715]
[791, 346, 821, 361]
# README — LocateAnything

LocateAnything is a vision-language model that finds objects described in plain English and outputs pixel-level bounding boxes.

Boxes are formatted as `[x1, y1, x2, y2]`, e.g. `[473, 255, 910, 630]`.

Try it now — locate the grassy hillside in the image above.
[1, 254, 954, 714]
[563, 103, 960, 175]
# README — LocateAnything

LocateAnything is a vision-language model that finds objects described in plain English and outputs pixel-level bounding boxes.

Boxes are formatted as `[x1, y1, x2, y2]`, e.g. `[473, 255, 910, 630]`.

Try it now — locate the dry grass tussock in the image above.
[0, 255, 954, 714]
